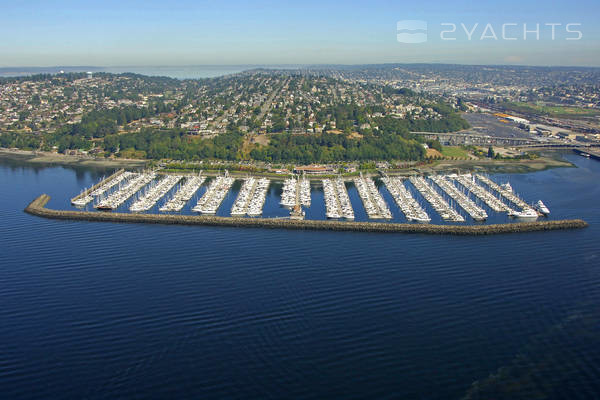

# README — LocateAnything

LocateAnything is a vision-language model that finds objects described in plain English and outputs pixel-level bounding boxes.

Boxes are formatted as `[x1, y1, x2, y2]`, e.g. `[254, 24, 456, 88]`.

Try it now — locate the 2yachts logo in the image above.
[397, 21, 583, 43]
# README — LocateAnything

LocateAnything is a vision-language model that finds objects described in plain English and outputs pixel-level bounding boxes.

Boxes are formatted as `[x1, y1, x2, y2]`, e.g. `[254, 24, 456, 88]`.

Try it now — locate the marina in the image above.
[430, 175, 488, 221]
[65, 171, 561, 225]
[95, 172, 156, 210]
[382, 176, 430, 222]
[129, 175, 182, 212]
[409, 176, 465, 222]
[353, 176, 392, 219]
[192, 175, 235, 214]
[159, 174, 205, 212]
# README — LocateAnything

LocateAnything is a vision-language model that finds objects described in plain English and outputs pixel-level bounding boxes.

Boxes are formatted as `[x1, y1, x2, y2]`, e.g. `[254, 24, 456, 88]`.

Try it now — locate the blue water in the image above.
[0, 154, 599, 399]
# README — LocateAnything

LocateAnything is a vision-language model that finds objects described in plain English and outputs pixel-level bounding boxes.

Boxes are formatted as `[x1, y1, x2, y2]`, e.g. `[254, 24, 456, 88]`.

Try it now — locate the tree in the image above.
[488, 146, 495, 158]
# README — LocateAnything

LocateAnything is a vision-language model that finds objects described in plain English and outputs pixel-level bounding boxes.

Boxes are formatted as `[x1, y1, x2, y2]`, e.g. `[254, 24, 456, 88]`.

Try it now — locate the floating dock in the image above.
[281, 177, 311, 209]
[231, 178, 270, 216]
[410, 176, 464, 222]
[130, 175, 182, 212]
[455, 174, 512, 213]
[476, 174, 531, 211]
[231, 178, 256, 216]
[430, 175, 488, 221]
[247, 178, 270, 216]
[353, 176, 391, 219]
[95, 172, 156, 210]
[382, 177, 430, 222]
[70, 169, 128, 207]
[192, 176, 234, 214]
[322, 178, 354, 219]
[159, 174, 205, 212]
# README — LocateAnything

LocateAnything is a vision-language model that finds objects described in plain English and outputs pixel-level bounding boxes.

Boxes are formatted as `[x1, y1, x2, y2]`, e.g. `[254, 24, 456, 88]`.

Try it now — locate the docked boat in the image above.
[535, 200, 550, 215]
[500, 182, 513, 193]
[509, 208, 539, 219]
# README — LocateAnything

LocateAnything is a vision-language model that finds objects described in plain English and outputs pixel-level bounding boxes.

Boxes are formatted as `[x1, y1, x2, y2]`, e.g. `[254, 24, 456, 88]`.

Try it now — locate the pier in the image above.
[95, 172, 156, 210]
[159, 174, 205, 212]
[27, 194, 588, 236]
[192, 176, 234, 214]
[70, 169, 127, 207]
[130, 175, 182, 212]
[476, 174, 530, 211]
[430, 175, 488, 221]
[382, 177, 430, 222]
[323, 178, 354, 219]
[281, 177, 311, 210]
[455, 174, 512, 213]
[410, 176, 465, 222]
[231, 178, 270, 216]
[247, 178, 270, 216]
[353, 176, 392, 219]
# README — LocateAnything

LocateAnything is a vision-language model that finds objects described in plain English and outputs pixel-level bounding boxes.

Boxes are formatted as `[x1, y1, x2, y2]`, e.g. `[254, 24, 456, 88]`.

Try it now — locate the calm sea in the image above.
[0, 154, 599, 399]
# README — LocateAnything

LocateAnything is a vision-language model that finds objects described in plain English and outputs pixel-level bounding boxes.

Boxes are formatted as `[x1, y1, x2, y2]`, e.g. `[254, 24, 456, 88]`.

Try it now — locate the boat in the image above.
[535, 200, 550, 215]
[500, 182, 513, 192]
[509, 208, 539, 219]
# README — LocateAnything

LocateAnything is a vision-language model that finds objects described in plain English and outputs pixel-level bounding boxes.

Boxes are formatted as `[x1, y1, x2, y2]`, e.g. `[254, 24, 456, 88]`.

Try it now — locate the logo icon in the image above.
[397, 20, 428, 43]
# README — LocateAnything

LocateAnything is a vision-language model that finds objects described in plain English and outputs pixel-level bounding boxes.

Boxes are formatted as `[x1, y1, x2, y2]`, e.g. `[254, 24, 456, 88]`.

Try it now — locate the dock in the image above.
[409, 176, 464, 222]
[322, 178, 354, 219]
[130, 175, 182, 212]
[476, 174, 530, 211]
[281, 177, 311, 210]
[230, 178, 270, 216]
[382, 177, 430, 222]
[430, 175, 488, 221]
[70, 169, 127, 207]
[246, 178, 270, 216]
[159, 174, 205, 212]
[95, 172, 156, 210]
[231, 178, 256, 216]
[353, 176, 391, 219]
[192, 176, 234, 214]
[455, 174, 512, 213]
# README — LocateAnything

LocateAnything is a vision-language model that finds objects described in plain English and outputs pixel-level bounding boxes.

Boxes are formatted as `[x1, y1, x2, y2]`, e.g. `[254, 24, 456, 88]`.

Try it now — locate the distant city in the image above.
[1, 64, 598, 166]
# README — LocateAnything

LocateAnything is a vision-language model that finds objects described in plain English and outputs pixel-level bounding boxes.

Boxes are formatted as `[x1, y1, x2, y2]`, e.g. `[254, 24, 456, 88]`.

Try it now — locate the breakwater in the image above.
[25, 195, 588, 235]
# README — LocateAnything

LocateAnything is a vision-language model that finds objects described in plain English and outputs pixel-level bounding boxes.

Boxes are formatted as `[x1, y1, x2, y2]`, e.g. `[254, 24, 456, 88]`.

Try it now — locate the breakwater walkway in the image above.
[25, 195, 588, 236]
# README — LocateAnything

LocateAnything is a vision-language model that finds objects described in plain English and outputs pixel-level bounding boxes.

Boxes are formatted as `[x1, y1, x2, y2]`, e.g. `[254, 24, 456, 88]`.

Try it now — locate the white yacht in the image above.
[500, 182, 513, 193]
[535, 200, 550, 216]
[509, 208, 539, 219]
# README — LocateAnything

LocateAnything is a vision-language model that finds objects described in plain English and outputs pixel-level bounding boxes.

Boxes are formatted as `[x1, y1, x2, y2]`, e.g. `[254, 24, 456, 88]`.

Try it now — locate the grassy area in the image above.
[501, 102, 600, 119]
[441, 146, 469, 159]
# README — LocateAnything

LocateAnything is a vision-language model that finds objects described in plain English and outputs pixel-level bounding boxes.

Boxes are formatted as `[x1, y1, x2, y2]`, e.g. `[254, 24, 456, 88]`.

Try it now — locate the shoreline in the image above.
[0, 148, 147, 169]
[1, 147, 574, 176]
[25, 194, 588, 236]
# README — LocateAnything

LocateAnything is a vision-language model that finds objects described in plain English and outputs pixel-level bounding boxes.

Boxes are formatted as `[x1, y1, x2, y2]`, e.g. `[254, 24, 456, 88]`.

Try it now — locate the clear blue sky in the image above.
[1, 0, 599, 66]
